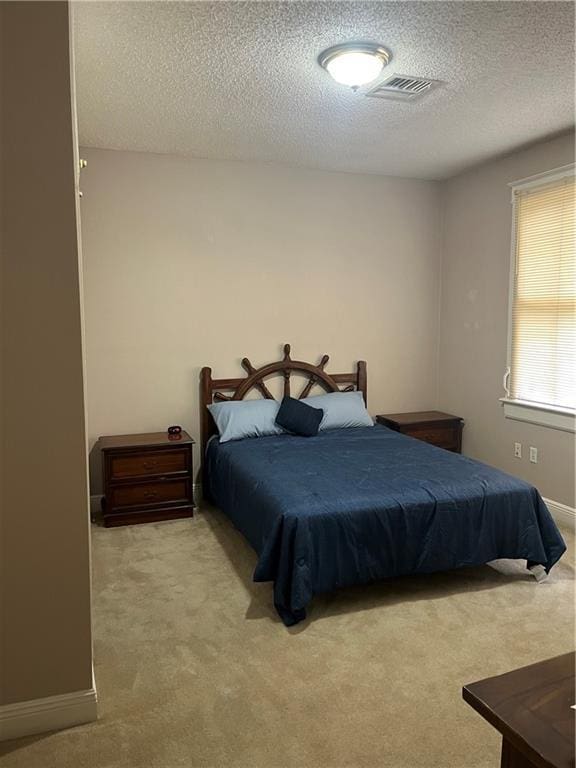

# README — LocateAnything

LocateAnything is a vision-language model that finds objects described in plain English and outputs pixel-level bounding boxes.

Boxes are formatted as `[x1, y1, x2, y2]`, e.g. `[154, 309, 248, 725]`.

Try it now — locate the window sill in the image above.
[500, 398, 576, 433]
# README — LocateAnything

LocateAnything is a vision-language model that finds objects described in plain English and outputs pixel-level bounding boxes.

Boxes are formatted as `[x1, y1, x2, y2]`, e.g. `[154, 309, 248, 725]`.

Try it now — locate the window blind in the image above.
[510, 174, 575, 411]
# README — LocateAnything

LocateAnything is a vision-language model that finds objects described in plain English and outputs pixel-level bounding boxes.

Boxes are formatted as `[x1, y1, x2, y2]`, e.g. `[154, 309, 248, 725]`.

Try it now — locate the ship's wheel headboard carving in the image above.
[200, 344, 367, 457]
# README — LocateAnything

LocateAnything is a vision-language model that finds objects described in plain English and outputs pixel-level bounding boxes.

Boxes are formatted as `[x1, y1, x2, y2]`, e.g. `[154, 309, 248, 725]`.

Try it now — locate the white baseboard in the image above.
[544, 497, 576, 532]
[0, 686, 97, 742]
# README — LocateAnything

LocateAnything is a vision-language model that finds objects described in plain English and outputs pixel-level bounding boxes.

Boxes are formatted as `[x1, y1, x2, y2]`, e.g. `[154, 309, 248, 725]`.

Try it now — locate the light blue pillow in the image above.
[301, 391, 373, 431]
[208, 399, 284, 443]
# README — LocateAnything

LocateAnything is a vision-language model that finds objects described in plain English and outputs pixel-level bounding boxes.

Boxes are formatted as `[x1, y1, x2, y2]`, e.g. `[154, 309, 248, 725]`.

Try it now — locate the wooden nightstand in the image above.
[98, 431, 195, 527]
[376, 411, 464, 453]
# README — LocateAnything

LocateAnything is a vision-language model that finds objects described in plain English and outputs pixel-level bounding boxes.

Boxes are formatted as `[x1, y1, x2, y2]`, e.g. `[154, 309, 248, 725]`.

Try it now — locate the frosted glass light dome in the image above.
[319, 43, 391, 89]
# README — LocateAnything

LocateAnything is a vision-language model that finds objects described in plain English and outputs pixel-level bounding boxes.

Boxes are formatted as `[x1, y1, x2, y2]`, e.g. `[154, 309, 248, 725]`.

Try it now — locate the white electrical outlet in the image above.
[529, 446, 538, 463]
[514, 442, 522, 458]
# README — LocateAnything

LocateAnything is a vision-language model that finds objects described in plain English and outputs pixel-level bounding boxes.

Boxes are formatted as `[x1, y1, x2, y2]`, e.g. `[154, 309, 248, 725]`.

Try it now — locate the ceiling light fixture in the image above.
[318, 42, 391, 89]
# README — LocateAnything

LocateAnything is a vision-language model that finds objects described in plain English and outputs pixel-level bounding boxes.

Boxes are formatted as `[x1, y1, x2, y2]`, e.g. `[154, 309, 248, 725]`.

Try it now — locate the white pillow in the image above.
[208, 399, 284, 443]
[301, 391, 373, 431]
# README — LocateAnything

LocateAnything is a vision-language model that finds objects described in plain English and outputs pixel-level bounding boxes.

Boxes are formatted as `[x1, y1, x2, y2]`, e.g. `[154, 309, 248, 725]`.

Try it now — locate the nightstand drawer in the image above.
[109, 449, 188, 480]
[407, 427, 458, 449]
[110, 479, 189, 509]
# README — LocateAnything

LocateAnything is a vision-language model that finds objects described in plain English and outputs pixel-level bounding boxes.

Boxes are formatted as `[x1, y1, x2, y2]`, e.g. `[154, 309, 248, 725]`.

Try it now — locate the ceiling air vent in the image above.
[366, 75, 441, 101]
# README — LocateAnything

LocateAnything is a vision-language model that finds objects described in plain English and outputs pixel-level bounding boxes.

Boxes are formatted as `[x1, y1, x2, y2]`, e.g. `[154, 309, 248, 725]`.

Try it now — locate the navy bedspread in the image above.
[206, 425, 566, 626]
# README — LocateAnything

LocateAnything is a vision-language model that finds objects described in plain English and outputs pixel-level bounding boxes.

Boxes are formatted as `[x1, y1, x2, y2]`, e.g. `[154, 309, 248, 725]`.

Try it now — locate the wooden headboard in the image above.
[200, 344, 367, 457]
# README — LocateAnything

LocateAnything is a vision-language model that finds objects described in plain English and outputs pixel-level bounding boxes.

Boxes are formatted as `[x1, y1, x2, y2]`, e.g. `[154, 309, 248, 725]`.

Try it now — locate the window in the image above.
[502, 165, 575, 432]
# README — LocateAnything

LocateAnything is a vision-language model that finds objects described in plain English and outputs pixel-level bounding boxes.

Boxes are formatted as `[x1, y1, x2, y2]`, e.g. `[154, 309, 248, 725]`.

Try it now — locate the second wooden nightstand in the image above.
[376, 411, 464, 453]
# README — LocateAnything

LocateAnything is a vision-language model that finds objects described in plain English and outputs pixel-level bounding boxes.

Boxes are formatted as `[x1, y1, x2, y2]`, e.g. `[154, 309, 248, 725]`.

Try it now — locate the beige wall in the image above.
[80, 149, 442, 491]
[439, 132, 575, 507]
[80, 138, 574, 509]
[1, 2, 93, 704]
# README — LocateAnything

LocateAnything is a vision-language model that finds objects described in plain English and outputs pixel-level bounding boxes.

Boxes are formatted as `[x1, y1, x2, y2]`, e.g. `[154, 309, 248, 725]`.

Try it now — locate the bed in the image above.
[200, 345, 566, 626]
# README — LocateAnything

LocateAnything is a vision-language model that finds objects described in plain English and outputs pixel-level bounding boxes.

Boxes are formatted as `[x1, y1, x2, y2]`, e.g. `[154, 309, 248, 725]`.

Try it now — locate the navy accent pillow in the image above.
[275, 396, 323, 437]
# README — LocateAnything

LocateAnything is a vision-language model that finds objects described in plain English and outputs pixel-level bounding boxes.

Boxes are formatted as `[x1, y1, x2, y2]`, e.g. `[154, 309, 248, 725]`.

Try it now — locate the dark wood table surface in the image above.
[463, 652, 575, 768]
[98, 430, 194, 449]
[376, 410, 462, 426]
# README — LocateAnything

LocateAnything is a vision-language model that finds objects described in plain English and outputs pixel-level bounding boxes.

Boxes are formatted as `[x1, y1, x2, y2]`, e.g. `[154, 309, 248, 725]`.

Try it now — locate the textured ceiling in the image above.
[73, 1, 575, 180]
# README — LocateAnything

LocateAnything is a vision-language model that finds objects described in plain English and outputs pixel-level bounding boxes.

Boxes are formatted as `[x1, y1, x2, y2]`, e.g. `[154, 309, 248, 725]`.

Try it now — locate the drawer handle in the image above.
[142, 460, 158, 470]
[144, 490, 158, 499]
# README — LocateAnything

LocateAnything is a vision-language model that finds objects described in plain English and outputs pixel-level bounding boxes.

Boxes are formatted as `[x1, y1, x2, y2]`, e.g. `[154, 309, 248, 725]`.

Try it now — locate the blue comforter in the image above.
[205, 425, 566, 626]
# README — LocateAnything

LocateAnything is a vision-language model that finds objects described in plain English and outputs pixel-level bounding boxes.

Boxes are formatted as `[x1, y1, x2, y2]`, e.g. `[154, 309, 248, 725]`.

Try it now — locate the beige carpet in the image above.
[2, 507, 574, 768]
